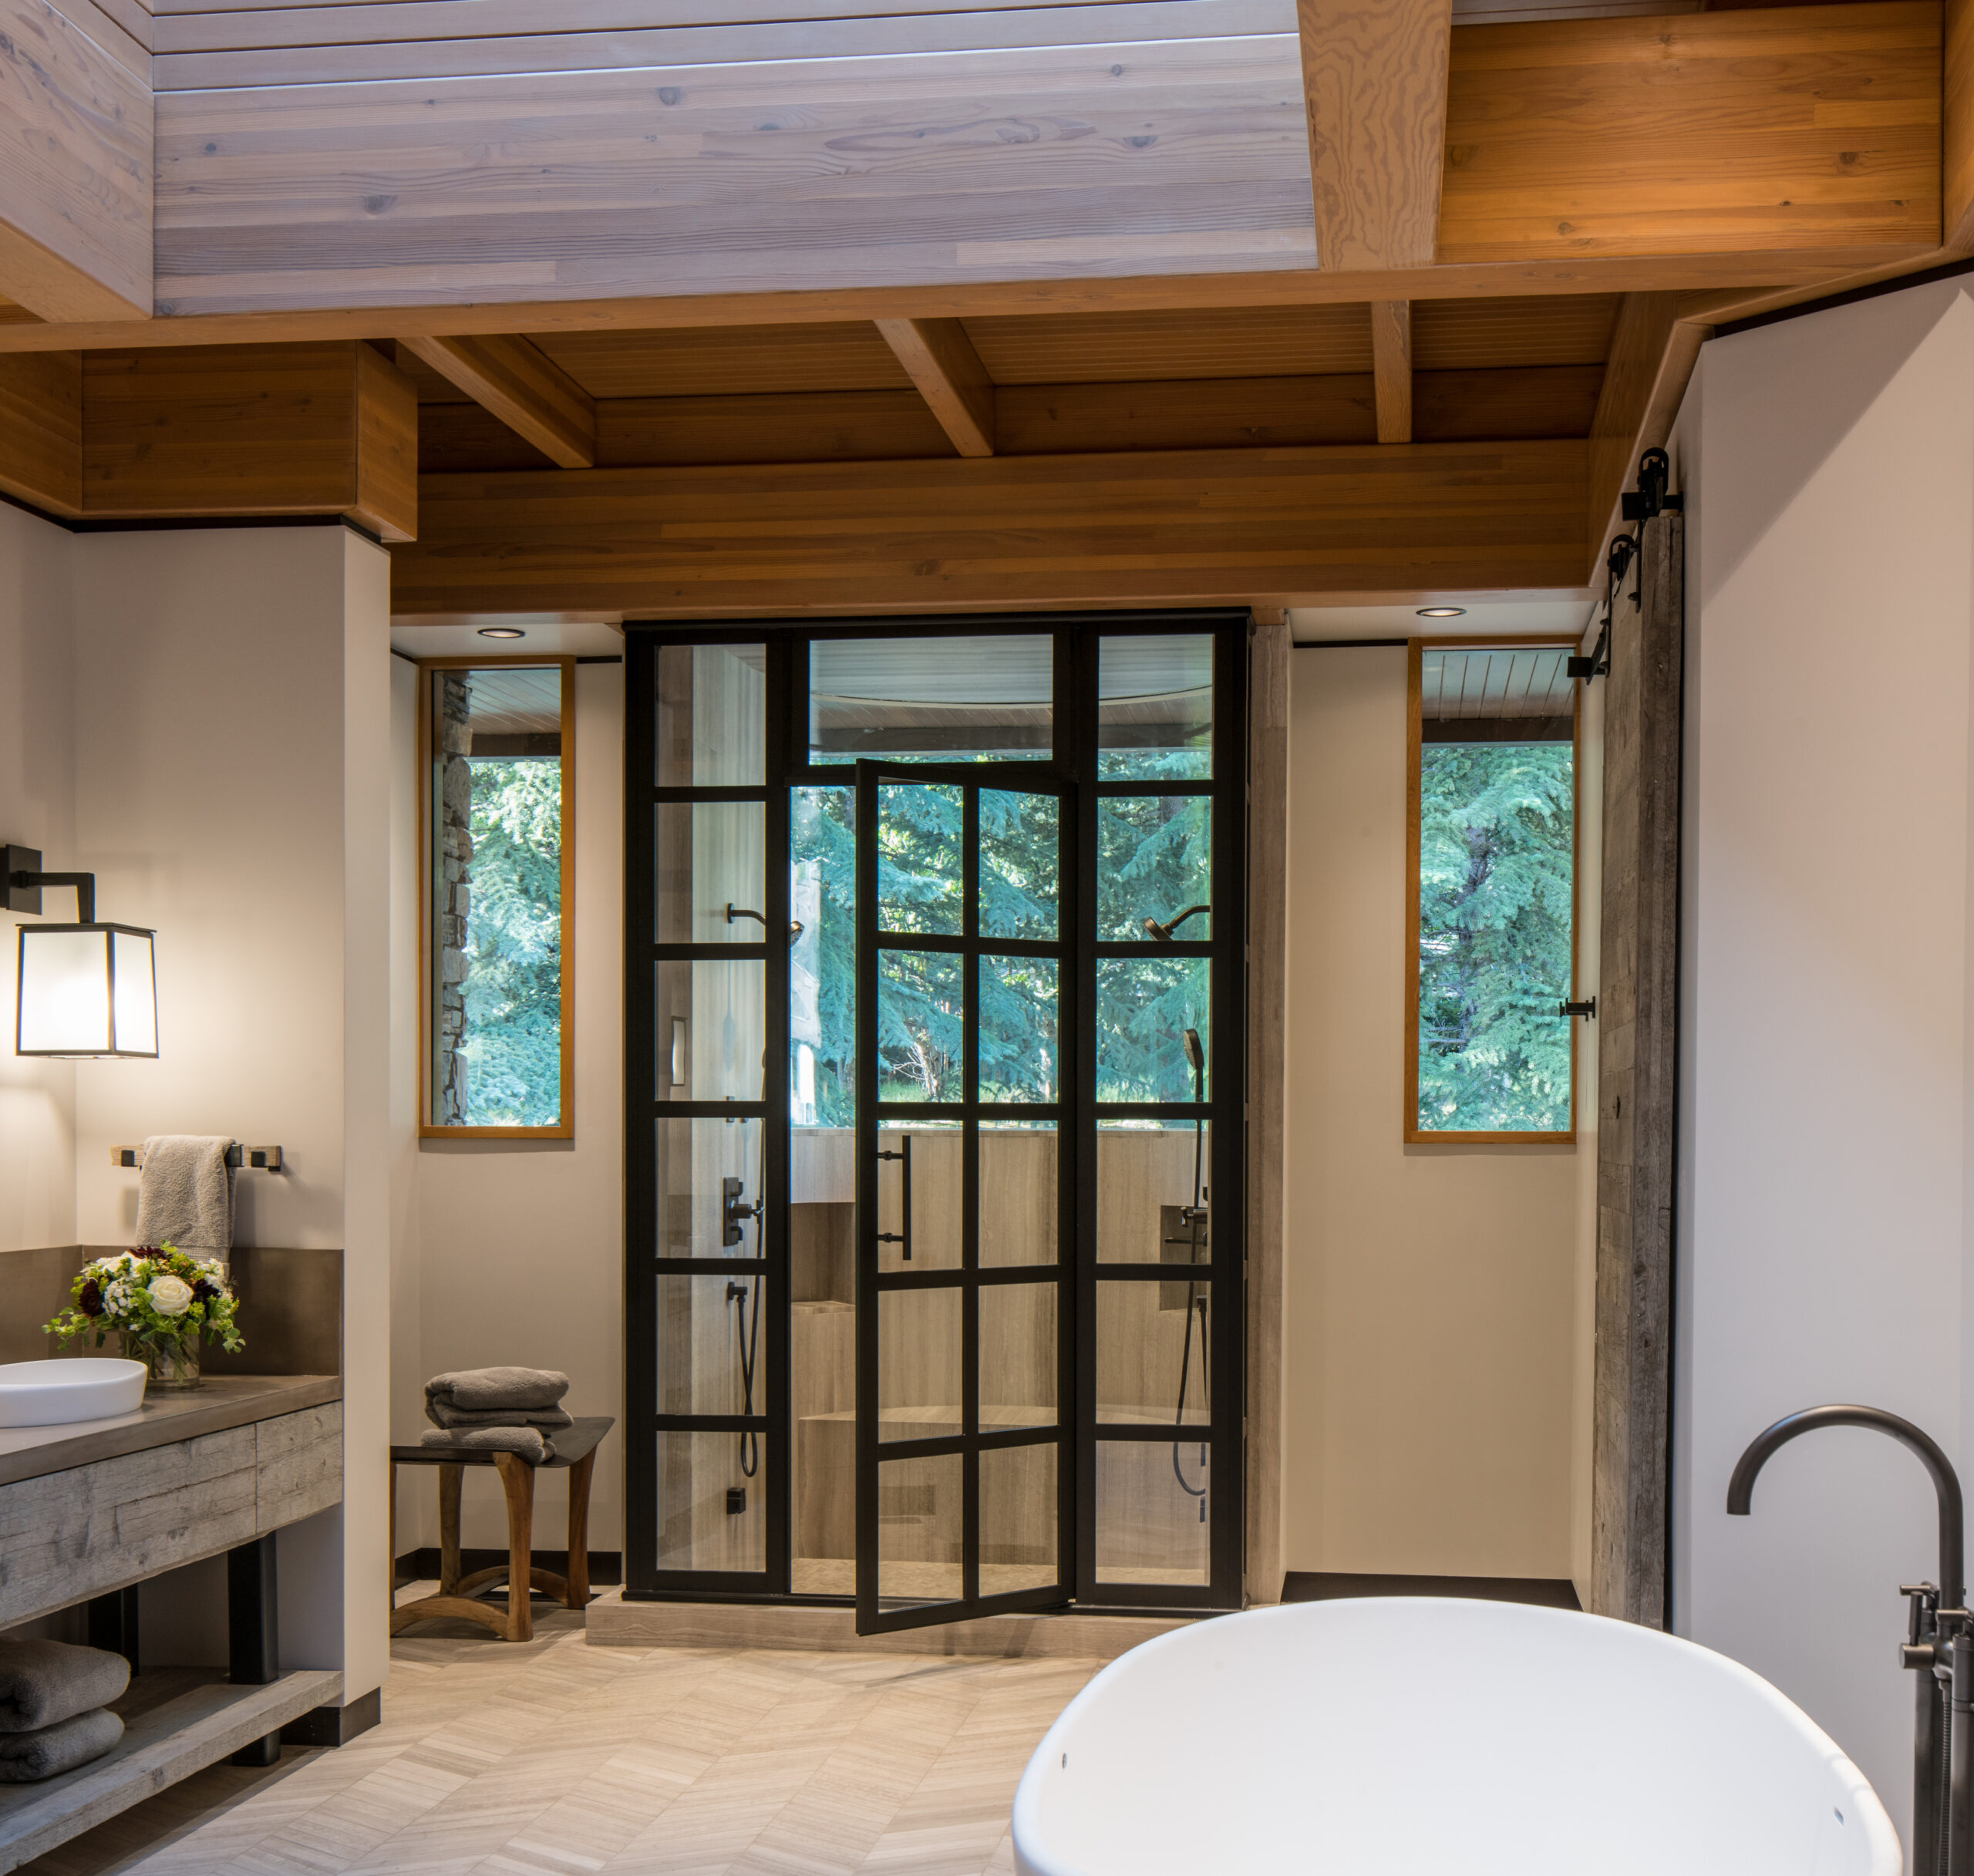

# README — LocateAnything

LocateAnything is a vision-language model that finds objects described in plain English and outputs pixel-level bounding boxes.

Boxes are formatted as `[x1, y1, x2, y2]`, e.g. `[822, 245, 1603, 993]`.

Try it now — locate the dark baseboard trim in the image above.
[282, 1685, 381, 1748]
[1280, 1571, 1580, 1612]
[393, 1548, 622, 1588]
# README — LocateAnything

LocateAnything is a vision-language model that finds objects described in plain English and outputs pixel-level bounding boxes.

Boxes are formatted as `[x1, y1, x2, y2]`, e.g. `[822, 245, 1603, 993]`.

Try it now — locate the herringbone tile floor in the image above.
[19, 1595, 1103, 1876]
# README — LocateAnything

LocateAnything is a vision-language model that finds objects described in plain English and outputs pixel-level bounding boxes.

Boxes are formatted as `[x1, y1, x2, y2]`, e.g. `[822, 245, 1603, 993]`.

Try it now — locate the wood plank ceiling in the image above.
[403, 298, 1620, 474]
[0, 0, 1959, 614]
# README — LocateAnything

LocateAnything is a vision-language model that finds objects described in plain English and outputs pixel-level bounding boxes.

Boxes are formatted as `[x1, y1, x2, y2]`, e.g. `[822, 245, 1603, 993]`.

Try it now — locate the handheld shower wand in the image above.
[1173, 1026, 1208, 1521]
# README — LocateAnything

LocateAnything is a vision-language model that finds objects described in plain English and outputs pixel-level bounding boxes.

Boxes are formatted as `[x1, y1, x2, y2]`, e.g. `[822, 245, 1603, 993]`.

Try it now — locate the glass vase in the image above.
[135, 1333, 201, 1390]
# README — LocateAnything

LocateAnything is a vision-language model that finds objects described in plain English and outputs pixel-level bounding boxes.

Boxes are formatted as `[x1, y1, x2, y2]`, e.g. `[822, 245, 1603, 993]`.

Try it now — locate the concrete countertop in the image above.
[0, 1373, 342, 1488]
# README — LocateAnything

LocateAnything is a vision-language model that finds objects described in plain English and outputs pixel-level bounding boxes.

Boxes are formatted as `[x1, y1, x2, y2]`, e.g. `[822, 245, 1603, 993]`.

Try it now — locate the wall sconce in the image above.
[5, 845, 157, 1059]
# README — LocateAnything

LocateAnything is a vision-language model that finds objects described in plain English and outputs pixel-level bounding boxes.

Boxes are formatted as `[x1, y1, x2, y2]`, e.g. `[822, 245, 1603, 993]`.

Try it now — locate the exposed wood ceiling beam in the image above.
[0, 251, 1935, 359]
[0, 352, 82, 516]
[1585, 294, 1706, 585]
[0, 0, 152, 322]
[1369, 301, 1412, 443]
[874, 318, 995, 458]
[392, 440, 1589, 617]
[83, 342, 419, 541]
[396, 335, 596, 470]
[1951, 0, 1974, 249]
[1297, 0, 1452, 272]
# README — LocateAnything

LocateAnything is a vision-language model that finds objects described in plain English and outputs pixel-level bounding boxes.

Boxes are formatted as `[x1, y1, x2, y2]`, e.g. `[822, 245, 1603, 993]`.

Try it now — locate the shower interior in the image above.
[640, 622, 1238, 1612]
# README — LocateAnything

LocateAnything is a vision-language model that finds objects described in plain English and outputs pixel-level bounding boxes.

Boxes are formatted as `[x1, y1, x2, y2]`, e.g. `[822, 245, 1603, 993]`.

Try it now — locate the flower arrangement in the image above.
[45, 1246, 244, 1389]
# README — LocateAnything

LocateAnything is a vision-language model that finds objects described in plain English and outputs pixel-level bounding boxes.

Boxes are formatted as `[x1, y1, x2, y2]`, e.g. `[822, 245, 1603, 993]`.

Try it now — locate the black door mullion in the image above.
[961, 784, 980, 1606]
[854, 763, 882, 1632]
[1072, 625, 1100, 1605]
[763, 638, 793, 1597]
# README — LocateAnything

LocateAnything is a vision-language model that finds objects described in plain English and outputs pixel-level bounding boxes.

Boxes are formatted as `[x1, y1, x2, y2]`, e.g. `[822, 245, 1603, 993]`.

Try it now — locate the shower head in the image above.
[1183, 1028, 1204, 1074]
[1144, 904, 1211, 942]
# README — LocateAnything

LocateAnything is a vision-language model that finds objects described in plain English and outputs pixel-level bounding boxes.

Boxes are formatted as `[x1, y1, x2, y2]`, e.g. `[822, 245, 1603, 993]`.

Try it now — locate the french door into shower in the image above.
[625, 617, 1246, 1626]
[855, 763, 1075, 1632]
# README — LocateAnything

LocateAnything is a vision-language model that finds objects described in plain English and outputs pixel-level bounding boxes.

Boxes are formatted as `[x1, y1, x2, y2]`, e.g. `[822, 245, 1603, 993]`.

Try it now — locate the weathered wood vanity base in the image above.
[0, 1374, 345, 1873]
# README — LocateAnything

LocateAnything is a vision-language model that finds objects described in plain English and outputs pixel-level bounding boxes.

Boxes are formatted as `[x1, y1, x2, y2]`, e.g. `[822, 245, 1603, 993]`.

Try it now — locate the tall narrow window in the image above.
[424, 661, 575, 1138]
[1407, 640, 1577, 1143]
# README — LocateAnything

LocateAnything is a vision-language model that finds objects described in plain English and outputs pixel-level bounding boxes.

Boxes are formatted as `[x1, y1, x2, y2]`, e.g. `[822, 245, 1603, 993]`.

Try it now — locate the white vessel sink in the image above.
[0, 1359, 147, 1427]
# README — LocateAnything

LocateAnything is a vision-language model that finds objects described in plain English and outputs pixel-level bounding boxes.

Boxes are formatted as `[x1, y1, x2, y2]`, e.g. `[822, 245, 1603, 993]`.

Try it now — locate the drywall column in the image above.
[0, 504, 76, 1250]
[70, 524, 394, 1713]
[1675, 277, 1974, 1855]
[1283, 647, 1578, 1579]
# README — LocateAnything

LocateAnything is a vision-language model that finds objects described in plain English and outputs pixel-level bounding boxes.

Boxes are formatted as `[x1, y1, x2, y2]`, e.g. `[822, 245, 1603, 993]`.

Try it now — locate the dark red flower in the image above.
[191, 1280, 217, 1304]
[79, 1279, 103, 1318]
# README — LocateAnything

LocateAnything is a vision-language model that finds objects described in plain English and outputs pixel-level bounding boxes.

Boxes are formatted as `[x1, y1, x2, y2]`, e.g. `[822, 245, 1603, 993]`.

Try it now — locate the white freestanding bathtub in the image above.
[1012, 1598, 1898, 1876]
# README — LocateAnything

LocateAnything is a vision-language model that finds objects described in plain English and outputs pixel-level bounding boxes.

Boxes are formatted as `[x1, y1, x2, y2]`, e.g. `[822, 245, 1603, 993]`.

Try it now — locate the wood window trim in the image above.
[1404, 632, 1582, 1148]
[418, 655, 577, 1142]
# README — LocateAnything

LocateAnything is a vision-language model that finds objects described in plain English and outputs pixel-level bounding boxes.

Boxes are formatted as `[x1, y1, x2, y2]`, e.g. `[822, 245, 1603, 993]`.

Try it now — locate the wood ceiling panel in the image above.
[1413, 363, 1603, 442]
[532, 325, 912, 399]
[395, 347, 471, 402]
[962, 306, 1375, 384]
[420, 386, 950, 473]
[1411, 295, 1619, 370]
[996, 373, 1376, 450]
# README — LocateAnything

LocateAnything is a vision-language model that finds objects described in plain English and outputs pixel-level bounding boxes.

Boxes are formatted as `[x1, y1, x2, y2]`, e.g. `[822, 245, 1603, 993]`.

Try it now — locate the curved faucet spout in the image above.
[1727, 1404, 1966, 1606]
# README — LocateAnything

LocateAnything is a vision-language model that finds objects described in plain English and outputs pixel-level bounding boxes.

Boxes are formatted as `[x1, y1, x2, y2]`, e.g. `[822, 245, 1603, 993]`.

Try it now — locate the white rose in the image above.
[147, 1275, 194, 1317]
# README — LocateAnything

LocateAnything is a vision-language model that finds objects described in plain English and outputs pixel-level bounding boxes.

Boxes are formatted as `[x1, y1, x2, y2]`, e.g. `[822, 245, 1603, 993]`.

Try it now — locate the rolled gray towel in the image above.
[426, 1368, 569, 1413]
[0, 1641, 130, 1733]
[0, 1708, 123, 1783]
[426, 1401, 573, 1433]
[419, 1426, 551, 1463]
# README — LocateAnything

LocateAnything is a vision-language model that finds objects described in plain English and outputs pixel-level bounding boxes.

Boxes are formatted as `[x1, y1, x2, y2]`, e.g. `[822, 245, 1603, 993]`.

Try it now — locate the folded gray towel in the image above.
[133, 1135, 234, 1253]
[419, 1426, 551, 1463]
[426, 1368, 568, 1413]
[426, 1401, 573, 1433]
[0, 1708, 123, 1783]
[0, 1641, 130, 1733]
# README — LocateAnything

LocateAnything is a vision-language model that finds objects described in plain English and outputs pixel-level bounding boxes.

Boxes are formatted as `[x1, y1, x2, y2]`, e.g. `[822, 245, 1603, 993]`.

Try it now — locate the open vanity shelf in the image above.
[0, 1665, 341, 1871]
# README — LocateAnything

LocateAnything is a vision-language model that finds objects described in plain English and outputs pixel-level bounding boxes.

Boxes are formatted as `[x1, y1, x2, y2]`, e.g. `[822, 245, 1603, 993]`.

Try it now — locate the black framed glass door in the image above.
[625, 613, 1248, 1615]
[853, 763, 1076, 1633]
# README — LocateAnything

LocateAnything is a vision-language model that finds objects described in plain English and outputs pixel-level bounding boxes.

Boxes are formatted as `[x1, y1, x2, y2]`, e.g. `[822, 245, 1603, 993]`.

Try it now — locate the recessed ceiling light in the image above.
[477, 626, 527, 639]
[1416, 607, 1467, 618]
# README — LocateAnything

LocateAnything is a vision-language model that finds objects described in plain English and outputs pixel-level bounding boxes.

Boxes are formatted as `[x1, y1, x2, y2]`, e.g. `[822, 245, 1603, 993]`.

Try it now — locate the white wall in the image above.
[0, 505, 76, 1251]
[389, 659, 625, 1558]
[70, 525, 394, 1704]
[1674, 277, 1974, 1855]
[1283, 647, 1581, 1579]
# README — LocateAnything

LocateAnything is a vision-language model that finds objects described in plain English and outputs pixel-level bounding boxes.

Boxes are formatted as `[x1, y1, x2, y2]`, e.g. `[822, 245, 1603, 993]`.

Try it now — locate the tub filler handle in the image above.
[1730, 1404, 1968, 1876]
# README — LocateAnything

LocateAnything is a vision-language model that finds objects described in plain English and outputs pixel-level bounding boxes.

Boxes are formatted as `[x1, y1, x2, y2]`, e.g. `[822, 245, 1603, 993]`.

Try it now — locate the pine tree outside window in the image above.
[1407, 639, 1578, 1144]
[424, 659, 576, 1138]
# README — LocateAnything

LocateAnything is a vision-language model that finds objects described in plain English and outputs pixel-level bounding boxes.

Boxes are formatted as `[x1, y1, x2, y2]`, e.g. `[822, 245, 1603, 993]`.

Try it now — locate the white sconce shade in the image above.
[16, 924, 157, 1058]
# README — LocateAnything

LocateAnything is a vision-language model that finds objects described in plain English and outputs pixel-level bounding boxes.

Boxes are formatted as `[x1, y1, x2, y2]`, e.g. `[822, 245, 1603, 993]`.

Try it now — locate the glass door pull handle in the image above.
[875, 1136, 911, 1261]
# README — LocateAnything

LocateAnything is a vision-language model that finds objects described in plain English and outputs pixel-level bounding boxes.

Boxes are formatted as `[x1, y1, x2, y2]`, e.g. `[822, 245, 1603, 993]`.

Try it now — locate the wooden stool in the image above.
[389, 1416, 613, 1642]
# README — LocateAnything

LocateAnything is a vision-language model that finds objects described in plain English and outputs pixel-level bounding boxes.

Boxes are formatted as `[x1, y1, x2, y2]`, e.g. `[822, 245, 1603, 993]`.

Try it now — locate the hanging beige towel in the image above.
[133, 1136, 234, 1252]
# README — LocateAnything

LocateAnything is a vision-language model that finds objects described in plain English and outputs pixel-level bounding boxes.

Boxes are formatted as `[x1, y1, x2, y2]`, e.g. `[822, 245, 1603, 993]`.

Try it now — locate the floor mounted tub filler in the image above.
[1011, 1598, 1897, 1876]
